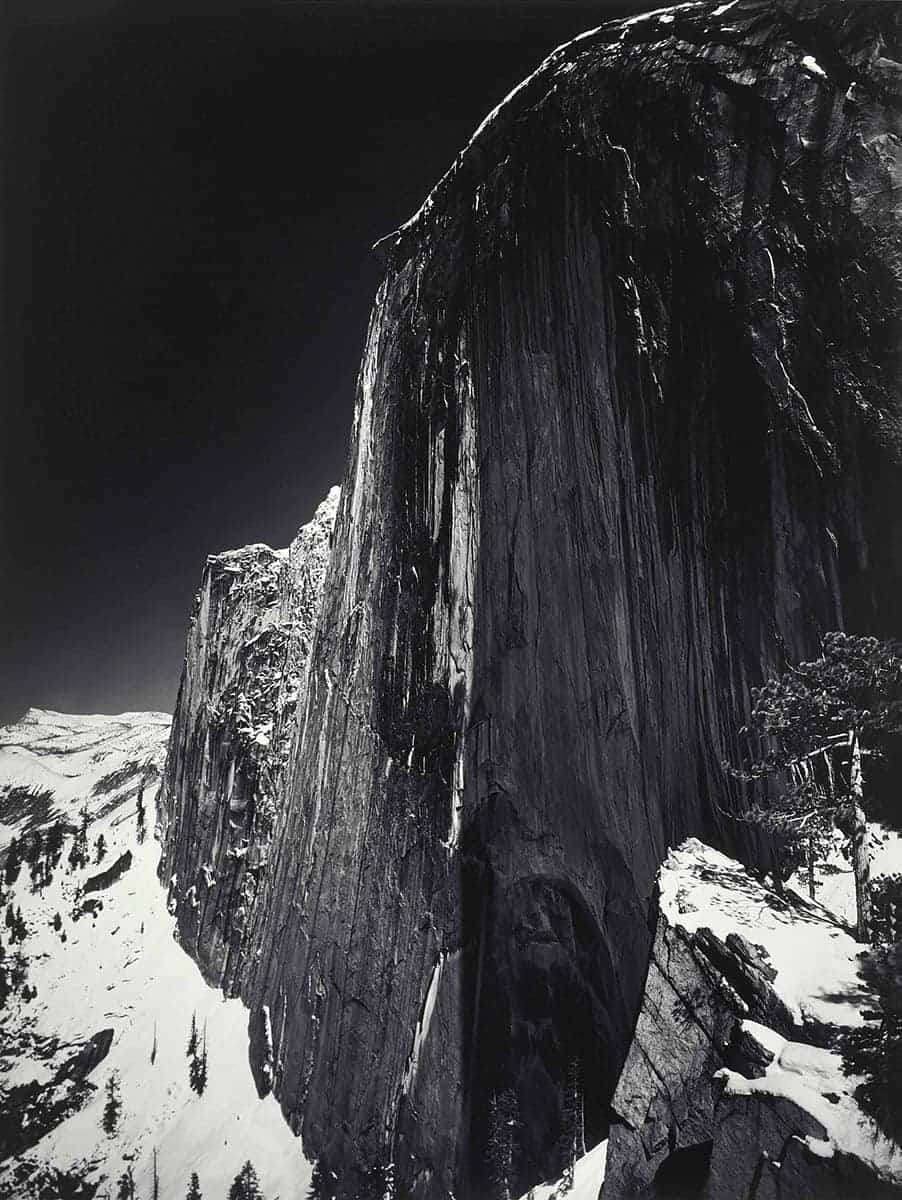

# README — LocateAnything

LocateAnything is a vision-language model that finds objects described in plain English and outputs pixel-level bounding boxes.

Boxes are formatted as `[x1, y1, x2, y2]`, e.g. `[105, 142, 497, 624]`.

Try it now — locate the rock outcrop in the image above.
[603, 839, 902, 1199]
[158, 488, 338, 991]
[164, 2, 901, 1196]
[83, 850, 132, 894]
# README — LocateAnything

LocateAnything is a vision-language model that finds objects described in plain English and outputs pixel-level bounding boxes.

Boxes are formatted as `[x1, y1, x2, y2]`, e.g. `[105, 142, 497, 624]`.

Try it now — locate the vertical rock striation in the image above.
[168, 2, 901, 1196]
[158, 489, 338, 992]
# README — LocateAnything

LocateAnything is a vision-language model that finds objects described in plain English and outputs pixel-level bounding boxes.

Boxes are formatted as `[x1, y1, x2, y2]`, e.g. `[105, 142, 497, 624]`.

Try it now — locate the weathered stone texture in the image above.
[158, 490, 338, 991]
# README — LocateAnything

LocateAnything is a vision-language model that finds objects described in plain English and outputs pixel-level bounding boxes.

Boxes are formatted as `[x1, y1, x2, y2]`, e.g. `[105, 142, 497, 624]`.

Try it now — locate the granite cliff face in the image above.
[158, 489, 338, 992]
[164, 2, 901, 1196]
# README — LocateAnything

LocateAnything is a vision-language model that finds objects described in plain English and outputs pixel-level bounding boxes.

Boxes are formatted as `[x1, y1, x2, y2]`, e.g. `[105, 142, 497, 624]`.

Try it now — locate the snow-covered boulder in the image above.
[603, 839, 902, 1199]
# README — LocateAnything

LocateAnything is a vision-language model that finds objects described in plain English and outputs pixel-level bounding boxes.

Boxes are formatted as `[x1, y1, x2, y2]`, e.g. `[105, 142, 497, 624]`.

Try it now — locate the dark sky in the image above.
[1, 0, 657, 724]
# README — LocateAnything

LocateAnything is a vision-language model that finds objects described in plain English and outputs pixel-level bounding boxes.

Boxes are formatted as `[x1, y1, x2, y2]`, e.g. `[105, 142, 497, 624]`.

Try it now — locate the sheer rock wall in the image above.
[158, 490, 338, 992]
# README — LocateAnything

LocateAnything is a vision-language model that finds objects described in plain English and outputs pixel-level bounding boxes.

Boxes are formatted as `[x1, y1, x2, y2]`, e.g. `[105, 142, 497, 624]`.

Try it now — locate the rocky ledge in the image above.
[603, 839, 902, 1199]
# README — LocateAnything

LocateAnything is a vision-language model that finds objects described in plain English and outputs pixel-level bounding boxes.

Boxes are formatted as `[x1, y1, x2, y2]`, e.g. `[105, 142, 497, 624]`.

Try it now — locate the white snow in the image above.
[618, 3, 701, 35]
[716, 1038, 902, 1178]
[516, 1138, 607, 1200]
[0, 709, 171, 843]
[660, 839, 866, 1028]
[801, 54, 828, 79]
[869, 822, 902, 877]
[0, 710, 312, 1199]
[740, 1019, 786, 1060]
[787, 823, 902, 930]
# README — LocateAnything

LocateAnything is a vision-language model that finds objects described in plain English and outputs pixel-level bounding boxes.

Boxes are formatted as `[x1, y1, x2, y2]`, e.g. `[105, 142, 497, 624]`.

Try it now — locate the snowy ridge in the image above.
[0, 709, 171, 847]
[0, 709, 312, 1199]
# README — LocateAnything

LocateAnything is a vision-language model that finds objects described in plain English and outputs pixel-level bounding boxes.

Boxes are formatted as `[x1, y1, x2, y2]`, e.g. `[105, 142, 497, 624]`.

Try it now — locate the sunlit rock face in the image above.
[171, 1, 900, 1195]
[158, 489, 338, 992]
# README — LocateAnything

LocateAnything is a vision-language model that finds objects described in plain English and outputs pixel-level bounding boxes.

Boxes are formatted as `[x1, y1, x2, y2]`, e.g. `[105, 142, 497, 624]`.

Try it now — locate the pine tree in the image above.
[486, 1089, 518, 1200]
[10, 951, 27, 989]
[116, 1165, 136, 1200]
[96, 834, 107, 863]
[841, 940, 902, 1145]
[4, 836, 21, 885]
[189, 1025, 208, 1096]
[69, 805, 91, 871]
[28, 831, 47, 890]
[187, 1010, 198, 1058]
[359, 1163, 394, 1199]
[559, 1059, 585, 1191]
[307, 1163, 337, 1200]
[227, 1160, 263, 1200]
[53, 911, 63, 932]
[152, 1147, 160, 1200]
[185, 1171, 202, 1200]
[136, 788, 147, 845]
[103, 1071, 122, 1135]
[45, 820, 65, 864]
[150, 1020, 157, 1066]
[25, 830, 43, 869]
[727, 633, 902, 940]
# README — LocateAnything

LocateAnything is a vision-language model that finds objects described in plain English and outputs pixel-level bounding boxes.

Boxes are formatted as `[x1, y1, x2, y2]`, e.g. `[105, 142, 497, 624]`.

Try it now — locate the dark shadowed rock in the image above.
[54, 1029, 115, 1084]
[82, 851, 131, 895]
[248, 1005, 275, 1099]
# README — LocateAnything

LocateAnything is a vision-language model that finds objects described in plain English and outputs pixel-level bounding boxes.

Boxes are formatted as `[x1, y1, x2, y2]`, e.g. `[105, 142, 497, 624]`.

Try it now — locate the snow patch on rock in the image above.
[660, 838, 866, 1029]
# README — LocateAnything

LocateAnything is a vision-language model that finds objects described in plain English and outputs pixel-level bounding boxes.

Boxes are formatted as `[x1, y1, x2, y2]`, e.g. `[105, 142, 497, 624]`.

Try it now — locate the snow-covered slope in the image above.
[0, 709, 171, 846]
[516, 1138, 607, 1200]
[0, 709, 312, 1199]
